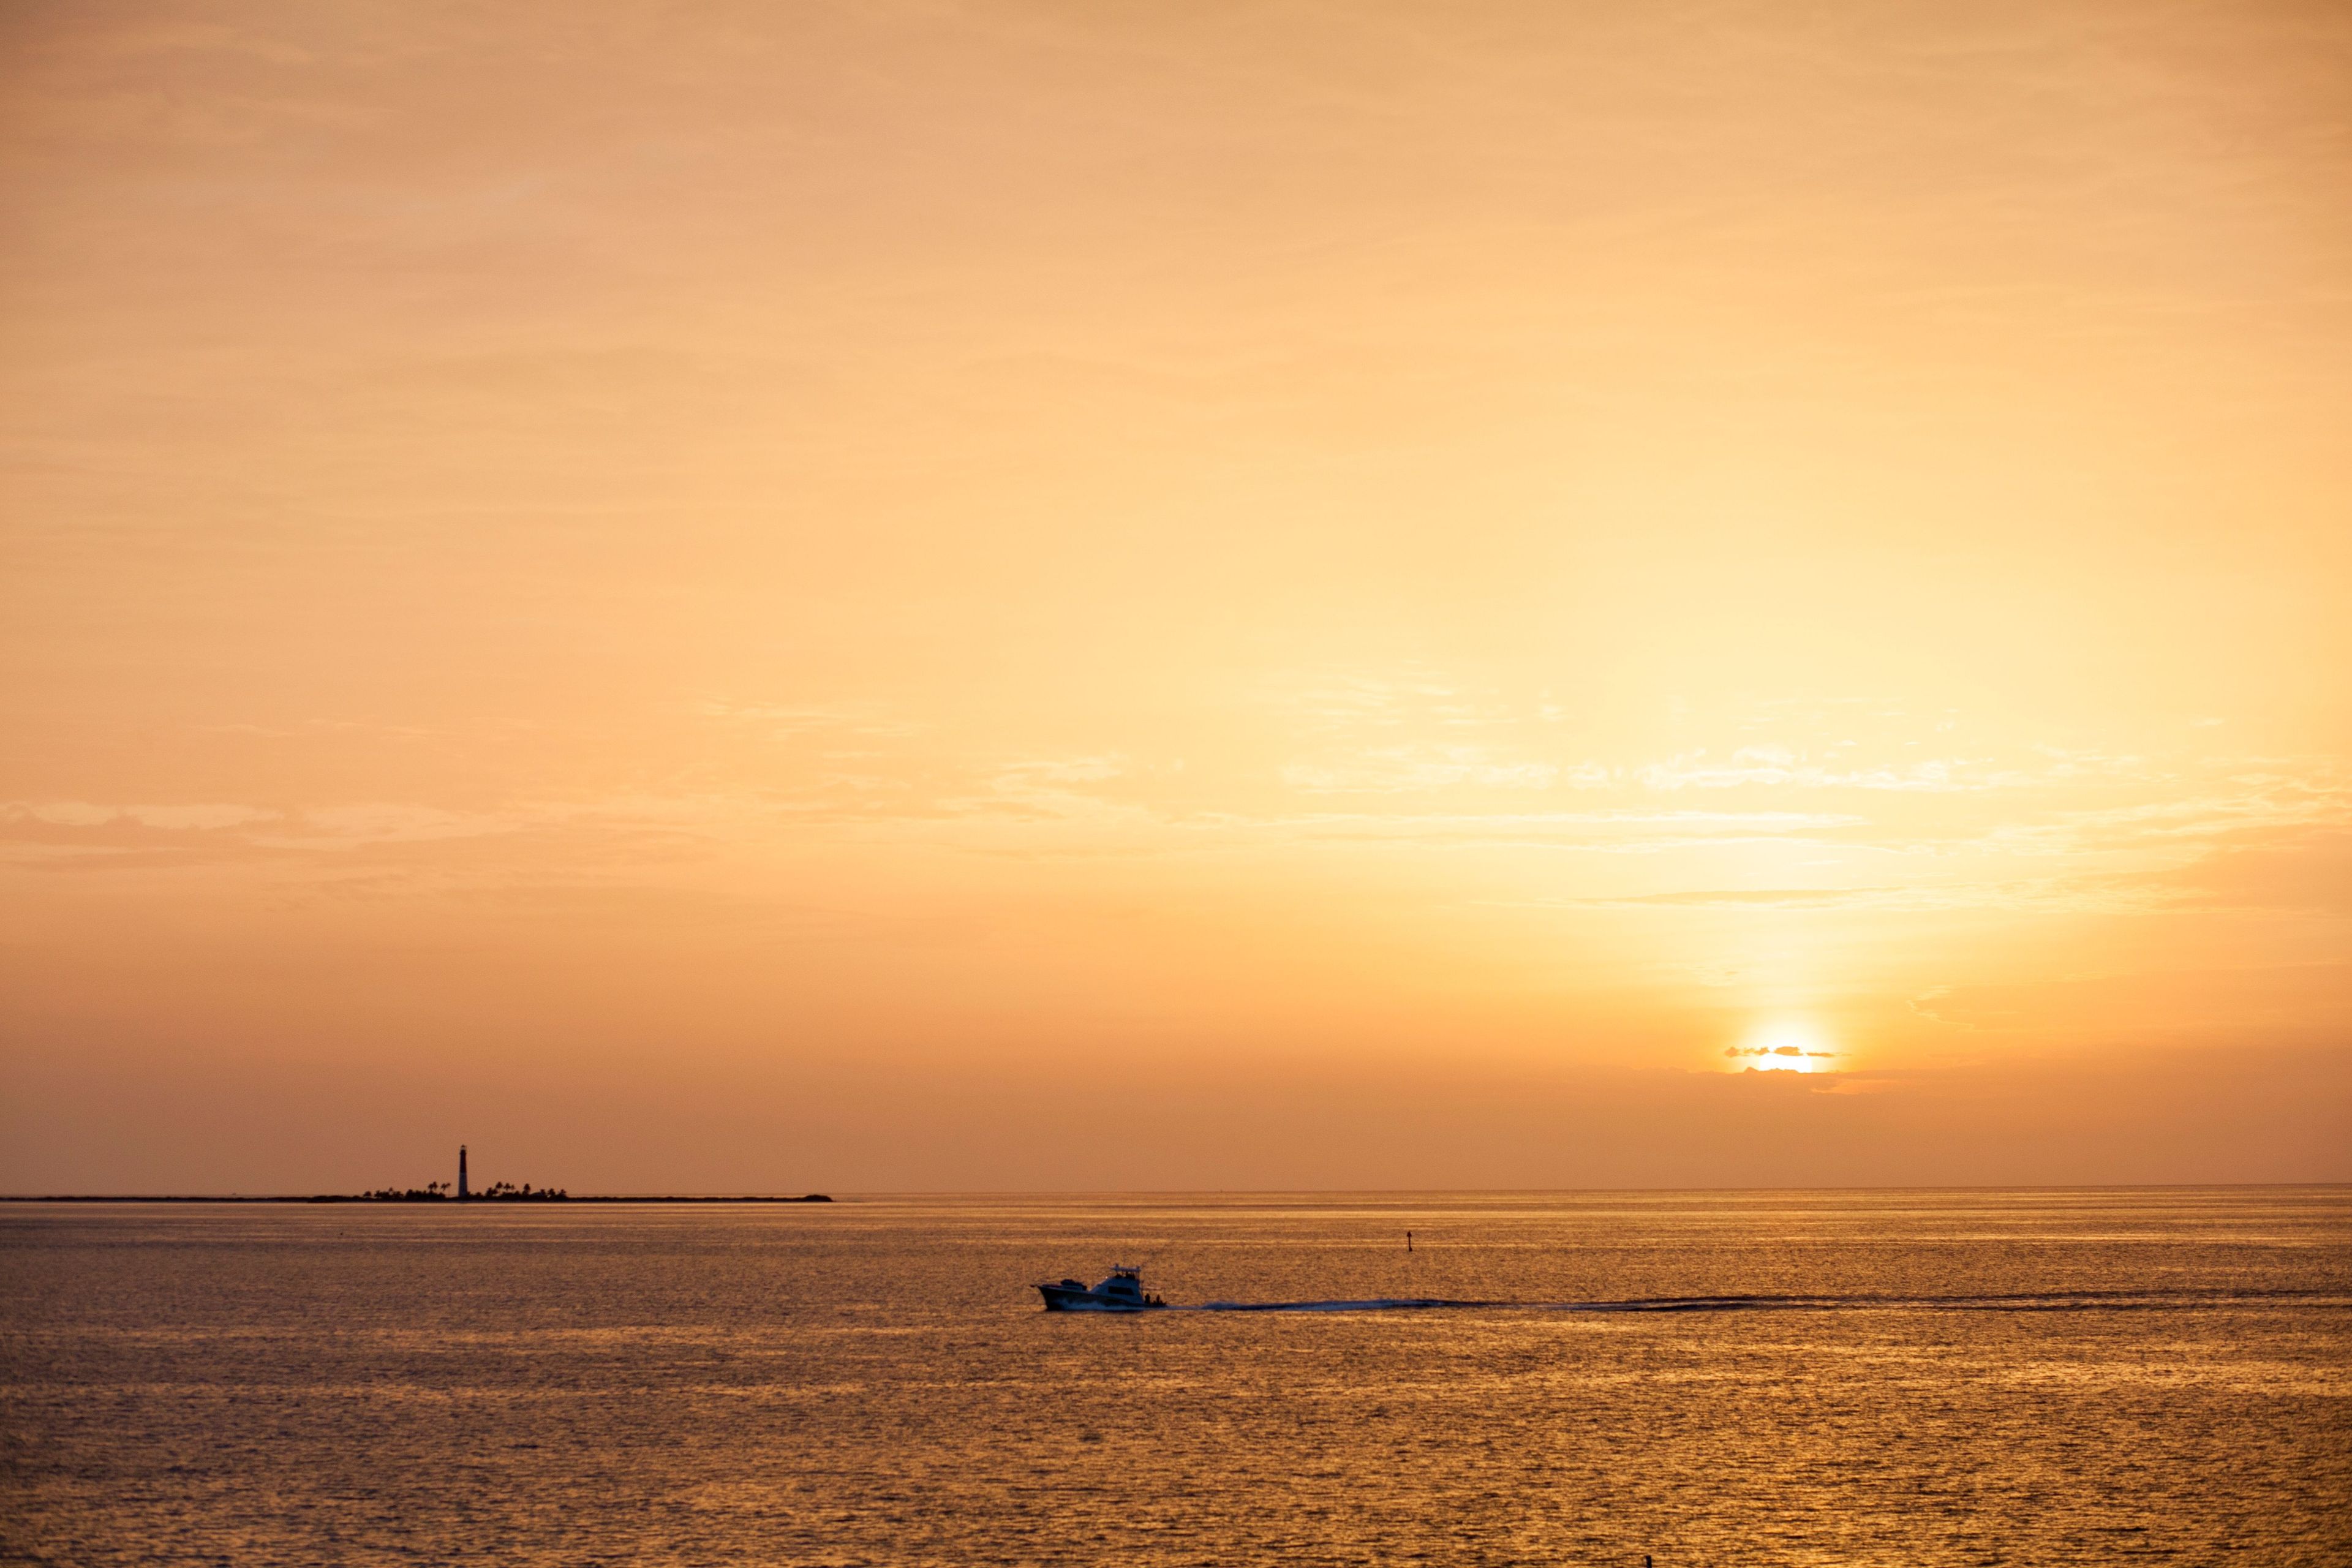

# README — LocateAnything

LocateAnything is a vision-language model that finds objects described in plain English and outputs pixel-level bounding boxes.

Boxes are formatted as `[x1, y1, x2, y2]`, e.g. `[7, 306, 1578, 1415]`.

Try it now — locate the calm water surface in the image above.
[4, 1189, 2349, 1565]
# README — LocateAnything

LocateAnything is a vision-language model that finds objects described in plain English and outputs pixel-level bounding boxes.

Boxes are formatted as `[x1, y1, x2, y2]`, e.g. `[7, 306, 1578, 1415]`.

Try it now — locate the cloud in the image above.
[10, 801, 278, 831]
[937, 756, 1146, 824]
[2132, 828, 2352, 914]
[284, 803, 504, 846]
[1607, 888, 1890, 908]
[1909, 963, 2352, 1040]
[1634, 751, 1989, 793]
[696, 701, 920, 739]
[0, 795, 738, 871]
[1, 801, 293, 869]
[1281, 745, 1564, 794]
[1262, 671, 1525, 735]
[1724, 1045, 1837, 1058]
[997, 756, 1125, 786]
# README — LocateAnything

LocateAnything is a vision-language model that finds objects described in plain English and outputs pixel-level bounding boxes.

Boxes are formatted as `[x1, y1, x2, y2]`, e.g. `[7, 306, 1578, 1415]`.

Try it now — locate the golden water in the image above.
[4, 1189, 2348, 1564]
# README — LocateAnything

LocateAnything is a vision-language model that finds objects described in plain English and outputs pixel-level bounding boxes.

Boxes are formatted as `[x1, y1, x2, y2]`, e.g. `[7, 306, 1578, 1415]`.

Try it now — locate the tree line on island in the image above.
[360, 1180, 568, 1202]
[312, 1183, 832, 1204]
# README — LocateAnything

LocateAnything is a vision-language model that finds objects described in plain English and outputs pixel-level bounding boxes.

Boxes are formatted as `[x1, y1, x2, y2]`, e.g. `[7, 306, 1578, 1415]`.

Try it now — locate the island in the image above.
[4, 1144, 834, 1204]
[6, 1192, 835, 1204]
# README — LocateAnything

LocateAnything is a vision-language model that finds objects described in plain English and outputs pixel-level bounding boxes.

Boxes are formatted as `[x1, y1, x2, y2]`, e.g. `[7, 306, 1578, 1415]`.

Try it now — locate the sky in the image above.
[2, 0, 2348, 1193]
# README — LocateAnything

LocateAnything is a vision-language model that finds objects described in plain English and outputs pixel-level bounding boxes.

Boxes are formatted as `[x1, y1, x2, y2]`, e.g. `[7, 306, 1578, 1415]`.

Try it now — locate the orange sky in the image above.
[3, 1, 2347, 1191]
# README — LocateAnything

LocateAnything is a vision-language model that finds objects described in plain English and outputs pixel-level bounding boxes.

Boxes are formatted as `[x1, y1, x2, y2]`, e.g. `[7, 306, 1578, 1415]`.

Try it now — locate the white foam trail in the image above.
[1173, 1290, 2352, 1316]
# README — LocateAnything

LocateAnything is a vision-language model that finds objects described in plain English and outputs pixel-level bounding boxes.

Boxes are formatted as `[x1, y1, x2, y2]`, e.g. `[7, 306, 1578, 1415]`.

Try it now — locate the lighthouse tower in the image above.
[458, 1144, 469, 1200]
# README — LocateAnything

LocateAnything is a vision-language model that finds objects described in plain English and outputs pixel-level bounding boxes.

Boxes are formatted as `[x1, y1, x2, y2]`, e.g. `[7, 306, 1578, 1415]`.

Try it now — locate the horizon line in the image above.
[7, 1181, 2349, 1202]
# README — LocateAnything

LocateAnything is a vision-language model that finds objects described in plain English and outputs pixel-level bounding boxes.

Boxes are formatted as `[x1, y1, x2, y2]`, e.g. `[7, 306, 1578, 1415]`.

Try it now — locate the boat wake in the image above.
[1185, 1289, 2352, 1315]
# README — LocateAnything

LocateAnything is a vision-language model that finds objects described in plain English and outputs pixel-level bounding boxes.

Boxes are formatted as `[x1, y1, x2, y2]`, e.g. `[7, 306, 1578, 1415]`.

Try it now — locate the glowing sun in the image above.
[1728, 1020, 1834, 1072]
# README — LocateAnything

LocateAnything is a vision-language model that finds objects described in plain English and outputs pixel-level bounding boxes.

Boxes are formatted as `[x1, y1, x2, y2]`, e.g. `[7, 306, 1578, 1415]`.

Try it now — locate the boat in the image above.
[1035, 1264, 1166, 1311]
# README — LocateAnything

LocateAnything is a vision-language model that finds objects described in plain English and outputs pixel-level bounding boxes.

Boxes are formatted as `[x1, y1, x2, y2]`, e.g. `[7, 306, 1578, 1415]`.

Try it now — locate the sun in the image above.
[1729, 1020, 1833, 1072]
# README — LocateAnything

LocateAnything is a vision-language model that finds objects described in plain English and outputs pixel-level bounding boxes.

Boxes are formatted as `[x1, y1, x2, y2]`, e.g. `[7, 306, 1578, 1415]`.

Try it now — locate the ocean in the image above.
[4, 1189, 2348, 1565]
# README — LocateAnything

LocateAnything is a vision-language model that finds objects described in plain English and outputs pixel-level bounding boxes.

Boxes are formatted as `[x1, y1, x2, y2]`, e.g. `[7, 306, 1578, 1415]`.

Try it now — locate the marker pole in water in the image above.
[1406, 1231, 1412, 1252]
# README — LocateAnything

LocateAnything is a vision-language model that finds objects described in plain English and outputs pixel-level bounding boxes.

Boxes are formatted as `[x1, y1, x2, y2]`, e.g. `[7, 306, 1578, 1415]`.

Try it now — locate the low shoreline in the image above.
[2, 1194, 835, 1204]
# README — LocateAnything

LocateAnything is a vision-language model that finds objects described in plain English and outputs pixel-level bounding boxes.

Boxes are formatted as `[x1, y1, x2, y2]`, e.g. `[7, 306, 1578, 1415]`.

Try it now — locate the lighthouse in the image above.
[458, 1144, 469, 1200]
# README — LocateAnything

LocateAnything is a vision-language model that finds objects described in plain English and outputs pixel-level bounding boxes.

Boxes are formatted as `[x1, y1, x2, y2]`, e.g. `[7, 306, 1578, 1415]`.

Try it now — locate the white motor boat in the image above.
[1035, 1265, 1165, 1311]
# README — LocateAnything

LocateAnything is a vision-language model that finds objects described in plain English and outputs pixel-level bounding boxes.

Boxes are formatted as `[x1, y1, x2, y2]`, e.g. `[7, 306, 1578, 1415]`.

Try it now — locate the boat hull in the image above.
[1036, 1283, 1161, 1312]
